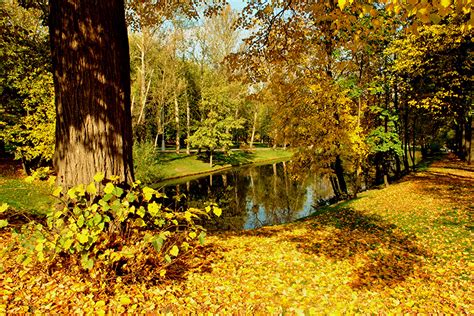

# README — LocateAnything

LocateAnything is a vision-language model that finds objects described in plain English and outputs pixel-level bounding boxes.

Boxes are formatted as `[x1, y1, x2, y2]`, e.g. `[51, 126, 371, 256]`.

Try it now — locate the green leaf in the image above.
[137, 206, 145, 218]
[134, 218, 146, 227]
[102, 193, 113, 202]
[151, 236, 163, 252]
[164, 254, 172, 263]
[81, 254, 94, 270]
[77, 215, 85, 228]
[92, 213, 102, 226]
[148, 202, 160, 217]
[112, 186, 124, 197]
[78, 231, 89, 244]
[103, 183, 114, 194]
[199, 231, 206, 245]
[93, 172, 105, 183]
[169, 245, 179, 257]
[0, 220, 8, 228]
[63, 238, 73, 250]
[126, 192, 137, 202]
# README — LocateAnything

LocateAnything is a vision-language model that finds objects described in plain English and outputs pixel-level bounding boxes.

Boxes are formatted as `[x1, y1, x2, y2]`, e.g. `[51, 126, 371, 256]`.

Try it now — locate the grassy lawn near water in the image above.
[136, 148, 293, 183]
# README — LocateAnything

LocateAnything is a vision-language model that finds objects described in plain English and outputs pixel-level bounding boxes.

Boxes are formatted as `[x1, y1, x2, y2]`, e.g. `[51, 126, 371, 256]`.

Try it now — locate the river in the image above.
[154, 161, 338, 230]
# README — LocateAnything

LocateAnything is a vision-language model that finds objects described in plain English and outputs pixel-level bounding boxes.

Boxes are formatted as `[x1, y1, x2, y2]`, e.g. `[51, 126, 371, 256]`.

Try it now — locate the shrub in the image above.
[9, 173, 221, 282]
[133, 142, 161, 183]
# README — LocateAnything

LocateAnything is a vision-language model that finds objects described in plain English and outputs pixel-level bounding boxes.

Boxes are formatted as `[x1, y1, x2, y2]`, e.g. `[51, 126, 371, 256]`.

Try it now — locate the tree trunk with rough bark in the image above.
[49, 0, 134, 188]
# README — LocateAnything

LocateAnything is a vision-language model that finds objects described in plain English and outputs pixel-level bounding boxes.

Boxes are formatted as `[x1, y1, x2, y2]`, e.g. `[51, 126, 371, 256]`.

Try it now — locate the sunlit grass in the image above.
[135, 148, 293, 183]
[0, 177, 53, 214]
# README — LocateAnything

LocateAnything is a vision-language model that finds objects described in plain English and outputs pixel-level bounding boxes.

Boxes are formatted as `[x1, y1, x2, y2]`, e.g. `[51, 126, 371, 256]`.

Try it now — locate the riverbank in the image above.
[135, 148, 293, 183]
[1, 155, 472, 313]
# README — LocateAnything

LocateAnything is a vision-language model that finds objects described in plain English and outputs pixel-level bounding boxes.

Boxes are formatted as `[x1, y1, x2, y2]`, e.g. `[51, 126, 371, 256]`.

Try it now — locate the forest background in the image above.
[1, 0, 472, 195]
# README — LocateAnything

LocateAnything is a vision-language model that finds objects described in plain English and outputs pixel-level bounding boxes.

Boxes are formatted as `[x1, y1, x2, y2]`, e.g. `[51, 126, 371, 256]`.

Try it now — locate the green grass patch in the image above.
[134, 147, 293, 183]
[0, 177, 53, 214]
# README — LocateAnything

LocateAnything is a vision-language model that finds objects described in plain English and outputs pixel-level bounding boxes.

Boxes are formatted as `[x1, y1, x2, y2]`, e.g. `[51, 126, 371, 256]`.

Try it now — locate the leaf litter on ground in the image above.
[0, 155, 472, 314]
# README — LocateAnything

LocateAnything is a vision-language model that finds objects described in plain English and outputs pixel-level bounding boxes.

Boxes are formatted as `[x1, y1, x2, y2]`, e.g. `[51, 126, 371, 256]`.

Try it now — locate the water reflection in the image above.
[155, 162, 336, 231]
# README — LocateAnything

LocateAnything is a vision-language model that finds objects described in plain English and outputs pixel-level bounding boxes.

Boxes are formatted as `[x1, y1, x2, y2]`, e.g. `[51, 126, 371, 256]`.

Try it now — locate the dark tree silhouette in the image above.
[49, 0, 134, 187]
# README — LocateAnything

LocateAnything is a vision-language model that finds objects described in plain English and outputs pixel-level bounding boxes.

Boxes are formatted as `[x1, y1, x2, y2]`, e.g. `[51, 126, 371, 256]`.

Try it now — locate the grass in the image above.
[0, 177, 53, 215]
[1, 154, 472, 313]
[136, 148, 293, 183]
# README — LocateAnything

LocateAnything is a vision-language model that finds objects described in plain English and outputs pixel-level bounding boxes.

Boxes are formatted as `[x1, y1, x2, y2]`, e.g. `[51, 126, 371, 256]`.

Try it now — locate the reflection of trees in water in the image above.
[160, 162, 335, 230]
[246, 162, 309, 228]
[310, 173, 336, 205]
[161, 171, 249, 230]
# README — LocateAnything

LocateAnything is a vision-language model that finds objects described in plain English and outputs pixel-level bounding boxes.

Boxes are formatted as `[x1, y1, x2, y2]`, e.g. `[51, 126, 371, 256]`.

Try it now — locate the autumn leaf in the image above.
[93, 172, 105, 183]
[169, 245, 179, 257]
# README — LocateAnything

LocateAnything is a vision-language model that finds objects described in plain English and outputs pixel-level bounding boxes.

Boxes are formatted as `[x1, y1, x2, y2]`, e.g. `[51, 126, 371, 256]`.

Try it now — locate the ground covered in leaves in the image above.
[1, 155, 473, 314]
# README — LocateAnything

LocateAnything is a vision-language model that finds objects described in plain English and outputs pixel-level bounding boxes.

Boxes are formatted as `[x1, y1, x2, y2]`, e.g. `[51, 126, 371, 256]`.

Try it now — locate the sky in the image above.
[227, 0, 247, 12]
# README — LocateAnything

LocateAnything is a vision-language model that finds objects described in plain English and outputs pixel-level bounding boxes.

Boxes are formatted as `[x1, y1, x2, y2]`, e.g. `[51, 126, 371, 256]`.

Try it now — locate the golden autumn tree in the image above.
[386, 18, 473, 163]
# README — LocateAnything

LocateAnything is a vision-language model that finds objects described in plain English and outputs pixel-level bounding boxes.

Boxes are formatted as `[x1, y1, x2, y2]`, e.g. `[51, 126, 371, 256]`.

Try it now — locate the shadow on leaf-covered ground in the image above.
[227, 207, 431, 290]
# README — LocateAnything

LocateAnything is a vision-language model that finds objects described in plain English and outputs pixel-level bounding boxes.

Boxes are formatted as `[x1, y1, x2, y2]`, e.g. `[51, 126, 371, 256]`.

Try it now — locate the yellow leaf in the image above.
[212, 207, 222, 217]
[0, 203, 8, 213]
[440, 0, 451, 8]
[160, 269, 167, 277]
[95, 300, 106, 308]
[93, 172, 105, 183]
[338, 0, 347, 10]
[189, 231, 197, 239]
[170, 245, 179, 257]
[52, 187, 62, 197]
[119, 295, 132, 305]
[67, 188, 77, 199]
[86, 182, 97, 195]
[104, 182, 114, 194]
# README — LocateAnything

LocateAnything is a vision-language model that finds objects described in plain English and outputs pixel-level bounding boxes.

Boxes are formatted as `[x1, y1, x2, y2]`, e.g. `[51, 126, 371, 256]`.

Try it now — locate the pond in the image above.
[154, 161, 340, 231]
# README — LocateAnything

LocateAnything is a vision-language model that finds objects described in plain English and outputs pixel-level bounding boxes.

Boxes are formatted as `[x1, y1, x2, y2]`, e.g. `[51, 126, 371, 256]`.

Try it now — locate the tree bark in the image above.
[174, 92, 180, 153]
[466, 115, 473, 164]
[334, 155, 348, 196]
[49, 0, 134, 187]
[250, 110, 257, 148]
[186, 91, 191, 155]
[161, 108, 166, 151]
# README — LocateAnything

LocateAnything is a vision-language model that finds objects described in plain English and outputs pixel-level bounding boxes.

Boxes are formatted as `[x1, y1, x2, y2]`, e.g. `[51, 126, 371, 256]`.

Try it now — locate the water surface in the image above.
[155, 162, 336, 230]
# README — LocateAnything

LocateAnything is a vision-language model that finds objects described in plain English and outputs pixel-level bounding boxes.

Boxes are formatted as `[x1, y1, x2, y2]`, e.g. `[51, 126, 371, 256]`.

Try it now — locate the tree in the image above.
[386, 20, 473, 163]
[0, 1, 55, 171]
[49, 0, 134, 187]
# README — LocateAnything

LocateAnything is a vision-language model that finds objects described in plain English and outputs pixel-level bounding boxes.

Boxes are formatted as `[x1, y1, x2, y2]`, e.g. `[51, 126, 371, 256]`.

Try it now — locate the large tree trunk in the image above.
[49, 0, 134, 187]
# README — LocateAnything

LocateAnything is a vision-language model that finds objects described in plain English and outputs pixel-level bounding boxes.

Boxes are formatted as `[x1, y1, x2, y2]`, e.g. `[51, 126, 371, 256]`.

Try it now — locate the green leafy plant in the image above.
[12, 173, 222, 281]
